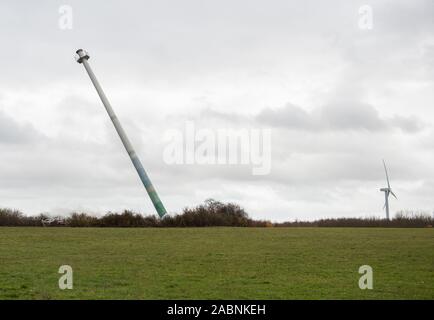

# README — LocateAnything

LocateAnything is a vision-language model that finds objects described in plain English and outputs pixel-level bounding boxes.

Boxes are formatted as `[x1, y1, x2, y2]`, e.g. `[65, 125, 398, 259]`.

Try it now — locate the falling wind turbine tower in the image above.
[380, 160, 397, 220]
[75, 49, 167, 218]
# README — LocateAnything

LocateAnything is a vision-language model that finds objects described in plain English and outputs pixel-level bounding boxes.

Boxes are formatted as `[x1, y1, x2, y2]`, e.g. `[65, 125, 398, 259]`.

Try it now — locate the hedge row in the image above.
[0, 200, 432, 228]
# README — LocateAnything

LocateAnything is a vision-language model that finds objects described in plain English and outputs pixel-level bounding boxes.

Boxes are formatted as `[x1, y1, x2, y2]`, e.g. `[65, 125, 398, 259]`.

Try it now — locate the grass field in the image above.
[0, 227, 433, 299]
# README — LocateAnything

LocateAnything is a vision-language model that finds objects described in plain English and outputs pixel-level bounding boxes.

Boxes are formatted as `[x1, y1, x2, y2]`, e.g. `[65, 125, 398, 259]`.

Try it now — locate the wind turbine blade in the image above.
[390, 191, 397, 199]
[383, 159, 391, 189]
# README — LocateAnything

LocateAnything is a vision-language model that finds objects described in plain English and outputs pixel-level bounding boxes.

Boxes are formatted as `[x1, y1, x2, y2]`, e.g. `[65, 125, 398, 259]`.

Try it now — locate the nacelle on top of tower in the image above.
[75, 49, 90, 63]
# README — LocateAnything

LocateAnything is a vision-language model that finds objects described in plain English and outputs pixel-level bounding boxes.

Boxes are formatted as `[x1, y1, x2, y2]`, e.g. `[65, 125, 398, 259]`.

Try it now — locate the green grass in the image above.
[0, 227, 433, 299]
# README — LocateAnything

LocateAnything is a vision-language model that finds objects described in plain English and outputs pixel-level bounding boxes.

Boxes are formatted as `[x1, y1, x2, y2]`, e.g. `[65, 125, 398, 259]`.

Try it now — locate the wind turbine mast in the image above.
[381, 187, 390, 220]
[75, 49, 167, 218]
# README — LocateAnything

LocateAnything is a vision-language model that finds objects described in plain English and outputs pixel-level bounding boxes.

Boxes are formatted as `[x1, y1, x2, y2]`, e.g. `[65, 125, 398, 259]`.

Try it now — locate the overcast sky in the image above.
[1, 0, 434, 221]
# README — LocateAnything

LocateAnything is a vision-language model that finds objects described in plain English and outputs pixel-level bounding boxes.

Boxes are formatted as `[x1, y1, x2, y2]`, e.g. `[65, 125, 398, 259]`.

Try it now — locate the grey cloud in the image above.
[320, 102, 388, 131]
[389, 115, 425, 133]
[190, 102, 425, 134]
[0, 110, 42, 144]
[256, 103, 312, 129]
[257, 102, 425, 133]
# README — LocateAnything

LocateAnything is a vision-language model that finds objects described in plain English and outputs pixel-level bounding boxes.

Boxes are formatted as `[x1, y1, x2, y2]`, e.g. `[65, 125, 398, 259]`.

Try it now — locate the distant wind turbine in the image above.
[380, 159, 397, 220]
